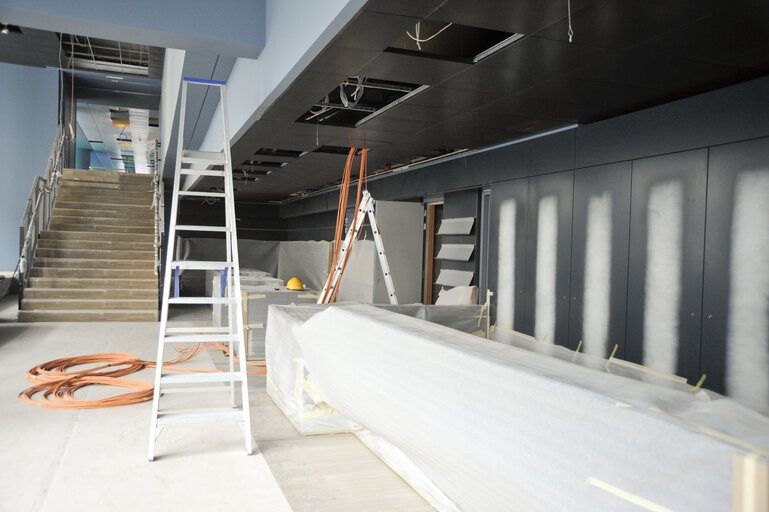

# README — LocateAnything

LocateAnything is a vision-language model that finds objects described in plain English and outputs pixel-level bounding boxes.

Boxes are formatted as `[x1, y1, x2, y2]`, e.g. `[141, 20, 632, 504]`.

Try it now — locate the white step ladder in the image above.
[319, 190, 399, 305]
[148, 77, 252, 461]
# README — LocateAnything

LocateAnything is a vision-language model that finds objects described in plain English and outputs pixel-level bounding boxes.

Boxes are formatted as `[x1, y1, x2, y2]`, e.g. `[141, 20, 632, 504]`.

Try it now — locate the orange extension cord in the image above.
[320, 147, 368, 304]
[18, 343, 266, 409]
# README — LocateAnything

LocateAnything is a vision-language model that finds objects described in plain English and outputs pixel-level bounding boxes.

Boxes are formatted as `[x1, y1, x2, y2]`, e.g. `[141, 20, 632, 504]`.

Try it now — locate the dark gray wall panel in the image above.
[701, 136, 769, 397]
[568, 162, 631, 356]
[575, 77, 769, 169]
[488, 178, 529, 331]
[491, 129, 575, 183]
[626, 149, 707, 384]
[523, 170, 573, 345]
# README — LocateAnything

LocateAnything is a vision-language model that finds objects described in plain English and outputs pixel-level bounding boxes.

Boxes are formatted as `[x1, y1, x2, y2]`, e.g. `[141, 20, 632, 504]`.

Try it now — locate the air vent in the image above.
[253, 148, 306, 158]
[385, 21, 522, 64]
[313, 146, 363, 156]
[298, 77, 428, 128]
[240, 160, 287, 168]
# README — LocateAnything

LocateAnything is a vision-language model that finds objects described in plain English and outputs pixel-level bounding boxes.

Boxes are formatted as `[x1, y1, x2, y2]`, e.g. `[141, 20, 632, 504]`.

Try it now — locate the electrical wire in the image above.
[339, 76, 364, 108]
[407, 22, 453, 45]
[18, 342, 266, 409]
[567, 0, 574, 42]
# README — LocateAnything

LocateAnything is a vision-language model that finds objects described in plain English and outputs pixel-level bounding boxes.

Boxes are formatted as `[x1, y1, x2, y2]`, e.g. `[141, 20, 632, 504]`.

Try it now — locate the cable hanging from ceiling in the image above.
[407, 21, 453, 50]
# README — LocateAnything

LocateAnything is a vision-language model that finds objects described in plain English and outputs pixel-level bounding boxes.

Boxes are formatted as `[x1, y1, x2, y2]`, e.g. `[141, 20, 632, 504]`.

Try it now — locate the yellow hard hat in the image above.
[286, 277, 304, 290]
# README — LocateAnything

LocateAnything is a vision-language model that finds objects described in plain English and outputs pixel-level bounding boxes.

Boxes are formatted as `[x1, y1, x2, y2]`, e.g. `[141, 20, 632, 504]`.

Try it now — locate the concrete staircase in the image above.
[19, 169, 159, 321]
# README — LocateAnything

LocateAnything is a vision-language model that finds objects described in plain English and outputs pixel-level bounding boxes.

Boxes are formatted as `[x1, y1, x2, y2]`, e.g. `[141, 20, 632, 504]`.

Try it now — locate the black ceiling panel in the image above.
[227, 1, 769, 201]
[358, 51, 470, 86]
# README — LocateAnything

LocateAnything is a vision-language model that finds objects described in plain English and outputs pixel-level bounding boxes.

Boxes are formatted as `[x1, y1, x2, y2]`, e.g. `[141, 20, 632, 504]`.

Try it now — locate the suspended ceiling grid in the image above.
[218, 0, 769, 202]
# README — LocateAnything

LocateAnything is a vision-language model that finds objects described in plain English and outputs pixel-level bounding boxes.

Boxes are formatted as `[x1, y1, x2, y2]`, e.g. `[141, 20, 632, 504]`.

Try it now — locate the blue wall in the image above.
[0, 62, 58, 271]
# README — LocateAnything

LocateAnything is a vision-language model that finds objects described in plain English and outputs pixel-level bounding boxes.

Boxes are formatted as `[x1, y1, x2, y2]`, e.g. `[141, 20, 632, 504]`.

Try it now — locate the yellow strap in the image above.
[586, 477, 675, 512]
[604, 344, 619, 373]
[541, 335, 547, 344]
[247, 294, 266, 299]
[572, 339, 583, 362]
[688, 374, 707, 392]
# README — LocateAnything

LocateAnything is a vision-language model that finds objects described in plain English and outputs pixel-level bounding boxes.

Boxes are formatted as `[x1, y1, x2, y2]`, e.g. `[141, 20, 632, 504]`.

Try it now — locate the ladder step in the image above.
[168, 297, 238, 305]
[175, 225, 229, 232]
[181, 149, 226, 165]
[160, 372, 242, 384]
[170, 260, 232, 270]
[178, 191, 228, 198]
[159, 386, 234, 394]
[164, 334, 239, 343]
[180, 169, 226, 177]
[156, 410, 244, 425]
[165, 326, 231, 334]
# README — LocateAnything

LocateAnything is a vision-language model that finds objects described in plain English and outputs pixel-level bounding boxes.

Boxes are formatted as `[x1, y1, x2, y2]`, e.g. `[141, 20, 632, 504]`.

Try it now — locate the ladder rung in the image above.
[161, 372, 242, 384]
[178, 191, 228, 198]
[160, 386, 233, 394]
[181, 149, 226, 165]
[175, 225, 229, 232]
[165, 327, 231, 334]
[168, 297, 238, 305]
[164, 334, 239, 343]
[156, 410, 244, 425]
[180, 169, 225, 177]
[170, 261, 232, 269]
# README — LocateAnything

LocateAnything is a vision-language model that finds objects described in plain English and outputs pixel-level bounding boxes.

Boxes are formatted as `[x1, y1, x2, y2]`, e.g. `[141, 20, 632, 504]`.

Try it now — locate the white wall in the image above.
[160, 49, 185, 166]
[196, 0, 366, 154]
[0, 62, 58, 271]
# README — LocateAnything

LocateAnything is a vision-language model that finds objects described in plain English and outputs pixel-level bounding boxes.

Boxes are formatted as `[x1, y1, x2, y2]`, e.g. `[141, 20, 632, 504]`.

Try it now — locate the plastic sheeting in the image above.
[268, 304, 769, 512]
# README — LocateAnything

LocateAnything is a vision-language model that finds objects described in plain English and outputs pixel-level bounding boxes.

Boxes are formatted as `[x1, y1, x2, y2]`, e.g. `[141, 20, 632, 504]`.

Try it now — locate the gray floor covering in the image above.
[0, 296, 431, 512]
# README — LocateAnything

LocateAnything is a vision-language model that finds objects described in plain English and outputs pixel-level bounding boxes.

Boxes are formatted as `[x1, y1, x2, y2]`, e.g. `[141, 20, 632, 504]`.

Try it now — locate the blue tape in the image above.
[220, 267, 228, 297]
[174, 266, 180, 298]
[183, 77, 226, 85]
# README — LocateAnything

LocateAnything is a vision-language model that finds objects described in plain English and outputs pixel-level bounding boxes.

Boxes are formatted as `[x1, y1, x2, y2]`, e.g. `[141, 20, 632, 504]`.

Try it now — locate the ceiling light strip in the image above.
[354, 85, 431, 127]
[472, 33, 526, 64]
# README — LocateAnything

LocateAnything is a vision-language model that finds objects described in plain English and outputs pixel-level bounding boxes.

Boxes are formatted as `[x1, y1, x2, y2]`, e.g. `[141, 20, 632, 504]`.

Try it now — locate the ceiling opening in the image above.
[298, 77, 427, 128]
[385, 20, 521, 63]
[59, 33, 150, 76]
[253, 148, 306, 158]
[240, 159, 287, 168]
[313, 146, 364, 155]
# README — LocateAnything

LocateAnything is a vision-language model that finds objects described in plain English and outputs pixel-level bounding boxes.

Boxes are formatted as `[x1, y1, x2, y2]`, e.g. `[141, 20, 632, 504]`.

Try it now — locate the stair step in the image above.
[156, 410, 244, 425]
[35, 248, 154, 261]
[160, 372, 242, 384]
[22, 298, 157, 311]
[18, 309, 158, 322]
[37, 239, 155, 251]
[181, 150, 226, 166]
[49, 215, 155, 227]
[61, 180, 154, 192]
[28, 277, 158, 289]
[180, 169, 225, 177]
[33, 257, 154, 270]
[164, 334, 239, 343]
[48, 223, 154, 234]
[56, 197, 153, 208]
[23, 288, 157, 299]
[55, 201, 153, 212]
[53, 207, 155, 220]
[30, 267, 157, 279]
[62, 168, 154, 182]
[40, 230, 154, 243]
[58, 188, 153, 199]
[178, 191, 228, 198]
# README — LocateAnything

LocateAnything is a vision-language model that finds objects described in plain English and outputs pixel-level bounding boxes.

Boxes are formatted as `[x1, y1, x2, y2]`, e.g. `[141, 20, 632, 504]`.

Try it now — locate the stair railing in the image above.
[151, 139, 162, 277]
[18, 125, 66, 298]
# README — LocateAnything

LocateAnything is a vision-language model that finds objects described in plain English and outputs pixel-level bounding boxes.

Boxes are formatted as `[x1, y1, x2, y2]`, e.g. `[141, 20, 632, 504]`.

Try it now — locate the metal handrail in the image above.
[18, 125, 66, 297]
[151, 139, 163, 276]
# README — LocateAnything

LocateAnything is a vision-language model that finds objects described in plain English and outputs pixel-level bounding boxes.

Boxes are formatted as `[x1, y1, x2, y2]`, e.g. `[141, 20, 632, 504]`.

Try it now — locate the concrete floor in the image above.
[0, 295, 431, 512]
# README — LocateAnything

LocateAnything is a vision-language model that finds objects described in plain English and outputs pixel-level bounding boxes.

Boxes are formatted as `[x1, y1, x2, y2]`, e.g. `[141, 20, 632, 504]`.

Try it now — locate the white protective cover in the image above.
[434, 285, 478, 305]
[277, 304, 769, 512]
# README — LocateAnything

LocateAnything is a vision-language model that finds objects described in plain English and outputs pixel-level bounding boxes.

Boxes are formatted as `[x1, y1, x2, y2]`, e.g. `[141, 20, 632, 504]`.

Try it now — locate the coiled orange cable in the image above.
[18, 343, 266, 409]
